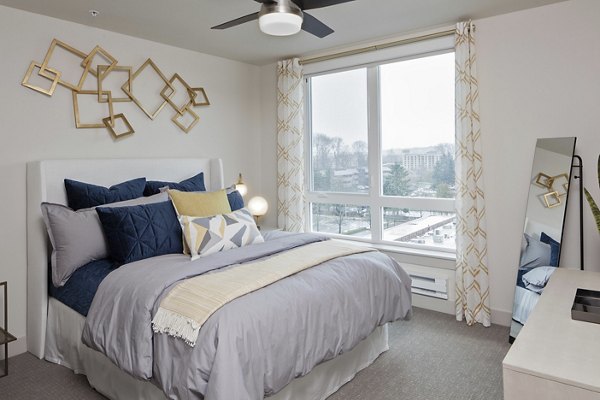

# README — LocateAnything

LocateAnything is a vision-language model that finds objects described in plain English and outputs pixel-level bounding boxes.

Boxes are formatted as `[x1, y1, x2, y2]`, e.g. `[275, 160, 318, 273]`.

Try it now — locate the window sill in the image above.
[333, 237, 457, 266]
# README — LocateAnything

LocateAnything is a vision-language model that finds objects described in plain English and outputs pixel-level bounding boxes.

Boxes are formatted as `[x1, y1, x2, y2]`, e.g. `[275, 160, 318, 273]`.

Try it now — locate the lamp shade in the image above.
[259, 12, 302, 36]
[235, 173, 248, 197]
[248, 196, 269, 216]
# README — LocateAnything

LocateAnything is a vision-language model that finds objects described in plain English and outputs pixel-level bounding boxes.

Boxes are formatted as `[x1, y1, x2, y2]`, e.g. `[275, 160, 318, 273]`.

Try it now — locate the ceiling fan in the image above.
[211, 0, 356, 38]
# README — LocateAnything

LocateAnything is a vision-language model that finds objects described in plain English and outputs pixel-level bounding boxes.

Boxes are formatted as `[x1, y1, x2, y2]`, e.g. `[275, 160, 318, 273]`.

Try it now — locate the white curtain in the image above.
[455, 21, 491, 327]
[277, 58, 305, 232]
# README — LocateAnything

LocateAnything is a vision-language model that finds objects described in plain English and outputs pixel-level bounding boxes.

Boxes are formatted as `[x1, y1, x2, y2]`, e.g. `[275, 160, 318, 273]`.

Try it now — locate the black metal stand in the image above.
[572, 155, 584, 271]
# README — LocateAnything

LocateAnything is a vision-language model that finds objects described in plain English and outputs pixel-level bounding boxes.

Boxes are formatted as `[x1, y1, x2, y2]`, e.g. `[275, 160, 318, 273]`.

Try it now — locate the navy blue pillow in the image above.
[144, 172, 206, 196]
[540, 232, 560, 267]
[65, 178, 146, 211]
[96, 201, 183, 265]
[227, 190, 244, 211]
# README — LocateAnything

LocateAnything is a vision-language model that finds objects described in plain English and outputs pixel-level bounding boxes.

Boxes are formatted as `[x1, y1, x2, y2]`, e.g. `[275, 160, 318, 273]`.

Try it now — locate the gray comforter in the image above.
[82, 232, 412, 400]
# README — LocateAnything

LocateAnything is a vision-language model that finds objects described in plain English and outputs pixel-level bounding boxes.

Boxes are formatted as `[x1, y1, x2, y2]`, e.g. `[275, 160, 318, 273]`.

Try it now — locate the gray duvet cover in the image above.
[82, 232, 412, 400]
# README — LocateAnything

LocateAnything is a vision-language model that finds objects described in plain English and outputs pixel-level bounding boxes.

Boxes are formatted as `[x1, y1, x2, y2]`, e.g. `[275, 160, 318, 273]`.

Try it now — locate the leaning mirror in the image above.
[509, 137, 577, 342]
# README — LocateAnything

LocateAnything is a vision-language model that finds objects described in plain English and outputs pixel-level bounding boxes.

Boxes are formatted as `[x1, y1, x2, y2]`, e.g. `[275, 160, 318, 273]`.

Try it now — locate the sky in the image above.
[310, 52, 455, 151]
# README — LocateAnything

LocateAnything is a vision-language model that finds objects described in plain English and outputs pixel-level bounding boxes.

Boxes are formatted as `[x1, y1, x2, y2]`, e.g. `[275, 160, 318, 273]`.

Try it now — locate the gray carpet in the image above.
[0, 308, 510, 400]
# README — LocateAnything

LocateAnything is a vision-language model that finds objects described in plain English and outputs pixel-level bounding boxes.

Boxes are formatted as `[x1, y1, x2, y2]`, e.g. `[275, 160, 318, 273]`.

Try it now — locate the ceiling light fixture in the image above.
[89, 9, 100, 17]
[258, 0, 303, 37]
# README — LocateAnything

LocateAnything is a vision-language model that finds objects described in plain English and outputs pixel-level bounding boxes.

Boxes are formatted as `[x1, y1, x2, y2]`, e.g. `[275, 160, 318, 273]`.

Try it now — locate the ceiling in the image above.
[0, 0, 567, 65]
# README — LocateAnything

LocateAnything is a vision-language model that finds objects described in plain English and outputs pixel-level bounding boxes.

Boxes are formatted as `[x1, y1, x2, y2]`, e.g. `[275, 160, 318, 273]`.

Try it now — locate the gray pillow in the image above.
[519, 233, 551, 270]
[522, 266, 557, 293]
[41, 192, 168, 287]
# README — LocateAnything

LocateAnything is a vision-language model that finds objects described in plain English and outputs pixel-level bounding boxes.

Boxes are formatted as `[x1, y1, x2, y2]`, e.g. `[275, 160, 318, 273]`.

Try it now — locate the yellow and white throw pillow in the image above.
[180, 208, 264, 260]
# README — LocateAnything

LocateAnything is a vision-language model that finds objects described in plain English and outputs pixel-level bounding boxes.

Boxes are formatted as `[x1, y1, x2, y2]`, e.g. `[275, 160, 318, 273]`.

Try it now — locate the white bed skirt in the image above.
[44, 298, 389, 400]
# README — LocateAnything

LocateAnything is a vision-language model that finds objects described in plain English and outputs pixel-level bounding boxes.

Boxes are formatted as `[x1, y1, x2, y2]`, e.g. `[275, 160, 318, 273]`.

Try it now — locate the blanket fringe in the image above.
[152, 308, 201, 347]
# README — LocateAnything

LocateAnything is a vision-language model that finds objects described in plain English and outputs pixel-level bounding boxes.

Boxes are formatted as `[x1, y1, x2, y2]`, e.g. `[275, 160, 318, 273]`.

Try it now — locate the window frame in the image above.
[304, 44, 456, 254]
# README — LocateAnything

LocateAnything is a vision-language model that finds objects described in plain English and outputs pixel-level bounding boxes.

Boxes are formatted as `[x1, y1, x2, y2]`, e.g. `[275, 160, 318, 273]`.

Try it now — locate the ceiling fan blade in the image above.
[301, 12, 334, 38]
[299, 0, 355, 11]
[211, 12, 260, 30]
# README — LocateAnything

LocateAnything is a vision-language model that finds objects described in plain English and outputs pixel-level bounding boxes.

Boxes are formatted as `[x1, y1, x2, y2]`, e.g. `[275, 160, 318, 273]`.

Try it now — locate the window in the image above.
[306, 46, 456, 253]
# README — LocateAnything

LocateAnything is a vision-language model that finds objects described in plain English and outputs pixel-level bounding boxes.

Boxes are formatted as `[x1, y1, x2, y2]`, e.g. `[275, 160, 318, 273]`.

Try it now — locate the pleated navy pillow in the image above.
[144, 172, 206, 196]
[96, 201, 183, 265]
[65, 178, 146, 211]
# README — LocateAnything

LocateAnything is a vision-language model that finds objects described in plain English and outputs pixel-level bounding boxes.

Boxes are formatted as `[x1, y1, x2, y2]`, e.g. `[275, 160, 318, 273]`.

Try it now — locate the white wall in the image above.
[476, 0, 600, 320]
[258, 0, 600, 326]
[0, 5, 262, 355]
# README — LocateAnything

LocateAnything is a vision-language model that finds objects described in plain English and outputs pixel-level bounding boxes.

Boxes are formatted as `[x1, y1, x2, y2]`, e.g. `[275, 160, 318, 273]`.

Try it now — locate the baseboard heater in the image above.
[408, 272, 448, 300]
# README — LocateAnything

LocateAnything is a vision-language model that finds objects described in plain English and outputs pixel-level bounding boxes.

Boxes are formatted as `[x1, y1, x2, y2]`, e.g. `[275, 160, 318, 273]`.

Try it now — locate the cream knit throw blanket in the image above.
[152, 240, 375, 346]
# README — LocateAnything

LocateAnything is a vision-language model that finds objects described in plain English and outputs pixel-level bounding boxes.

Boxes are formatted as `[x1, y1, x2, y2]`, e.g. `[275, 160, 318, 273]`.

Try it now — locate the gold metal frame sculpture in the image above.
[73, 90, 114, 128]
[188, 87, 210, 107]
[536, 172, 570, 208]
[121, 58, 174, 120]
[82, 45, 117, 79]
[22, 61, 61, 96]
[171, 105, 199, 133]
[103, 113, 134, 140]
[535, 172, 554, 189]
[97, 65, 132, 103]
[39, 39, 89, 91]
[543, 191, 562, 208]
[23, 39, 211, 139]
[160, 73, 197, 115]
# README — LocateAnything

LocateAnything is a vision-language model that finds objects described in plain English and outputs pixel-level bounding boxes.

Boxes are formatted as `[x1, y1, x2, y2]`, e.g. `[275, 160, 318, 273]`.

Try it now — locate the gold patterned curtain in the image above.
[277, 58, 305, 232]
[455, 21, 491, 327]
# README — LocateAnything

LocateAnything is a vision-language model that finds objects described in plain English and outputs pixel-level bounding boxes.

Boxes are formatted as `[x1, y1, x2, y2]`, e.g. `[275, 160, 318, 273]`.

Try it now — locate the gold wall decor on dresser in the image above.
[21, 38, 211, 140]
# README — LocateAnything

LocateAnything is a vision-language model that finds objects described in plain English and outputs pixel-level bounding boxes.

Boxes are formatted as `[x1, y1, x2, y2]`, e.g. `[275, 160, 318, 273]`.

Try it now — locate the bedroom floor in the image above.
[0, 307, 510, 400]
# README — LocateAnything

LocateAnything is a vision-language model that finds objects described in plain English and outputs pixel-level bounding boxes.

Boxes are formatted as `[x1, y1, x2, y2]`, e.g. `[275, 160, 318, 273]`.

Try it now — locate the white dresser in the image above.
[503, 268, 600, 399]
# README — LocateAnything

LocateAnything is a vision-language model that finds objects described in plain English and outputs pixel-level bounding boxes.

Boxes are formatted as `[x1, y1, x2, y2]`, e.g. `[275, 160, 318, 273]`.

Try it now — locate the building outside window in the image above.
[305, 44, 456, 253]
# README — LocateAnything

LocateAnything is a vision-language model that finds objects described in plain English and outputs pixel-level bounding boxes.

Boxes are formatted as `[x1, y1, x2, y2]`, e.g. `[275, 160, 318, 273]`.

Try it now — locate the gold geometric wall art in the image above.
[171, 105, 199, 133]
[81, 45, 117, 79]
[160, 73, 197, 116]
[97, 65, 132, 103]
[23, 38, 210, 140]
[543, 191, 562, 208]
[188, 87, 210, 107]
[121, 58, 174, 120]
[73, 90, 114, 129]
[21, 61, 62, 96]
[535, 171, 570, 208]
[103, 113, 135, 140]
[39, 39, 89, 91]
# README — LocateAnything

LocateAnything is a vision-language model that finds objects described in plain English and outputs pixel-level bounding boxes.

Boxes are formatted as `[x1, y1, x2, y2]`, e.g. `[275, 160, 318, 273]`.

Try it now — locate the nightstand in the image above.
[0, 281, 16, 378]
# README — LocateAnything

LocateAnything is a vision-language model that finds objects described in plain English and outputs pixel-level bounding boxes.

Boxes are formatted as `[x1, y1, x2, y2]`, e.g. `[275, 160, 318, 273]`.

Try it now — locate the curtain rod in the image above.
[299, 28, 456, 66]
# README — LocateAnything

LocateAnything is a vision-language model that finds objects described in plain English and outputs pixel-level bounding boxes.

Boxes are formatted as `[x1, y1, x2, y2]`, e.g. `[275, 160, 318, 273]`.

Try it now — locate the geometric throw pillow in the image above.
[179, 208, 264, 260]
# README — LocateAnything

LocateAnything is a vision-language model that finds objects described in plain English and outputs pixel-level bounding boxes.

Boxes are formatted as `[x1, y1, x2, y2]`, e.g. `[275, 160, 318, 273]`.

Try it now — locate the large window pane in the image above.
[310, 69, 368, 193]
[382, 207, 456, 249]
[311, 203, 371, 239]
[380, 53, 455, 199]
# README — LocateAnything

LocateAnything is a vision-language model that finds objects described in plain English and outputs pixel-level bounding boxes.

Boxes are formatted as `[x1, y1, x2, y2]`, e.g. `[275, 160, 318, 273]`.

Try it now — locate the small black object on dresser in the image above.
[571, 288, 600, 324]
[0, 281, 17, 377]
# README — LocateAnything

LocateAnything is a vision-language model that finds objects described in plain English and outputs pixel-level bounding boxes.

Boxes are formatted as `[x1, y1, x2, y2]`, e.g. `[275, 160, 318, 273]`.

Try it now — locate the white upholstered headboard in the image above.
[26, 158, 224, 358]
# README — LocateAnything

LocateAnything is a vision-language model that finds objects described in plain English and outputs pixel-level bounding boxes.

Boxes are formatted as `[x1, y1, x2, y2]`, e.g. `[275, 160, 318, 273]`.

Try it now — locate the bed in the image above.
[26, 158, 412, 400]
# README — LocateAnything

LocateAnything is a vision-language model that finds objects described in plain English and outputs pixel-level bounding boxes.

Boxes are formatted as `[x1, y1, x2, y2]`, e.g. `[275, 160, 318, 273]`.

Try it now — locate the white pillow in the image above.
[179, 208, 264, 260]
[522, 266, 557, 294]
